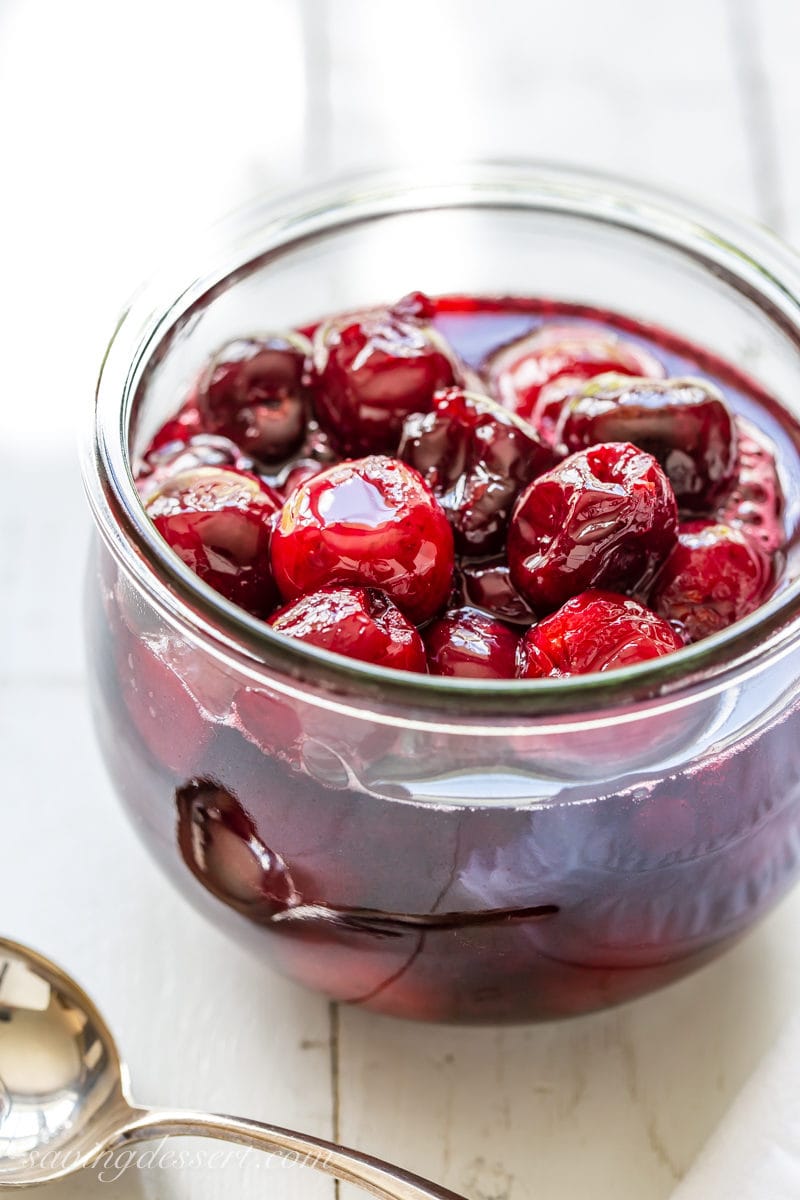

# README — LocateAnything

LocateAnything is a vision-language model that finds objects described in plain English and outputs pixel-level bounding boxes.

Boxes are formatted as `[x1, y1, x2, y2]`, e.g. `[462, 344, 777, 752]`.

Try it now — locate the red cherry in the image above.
[136, 433, 252, 498]
[517, 590, 685, 677]
[425, 607, 519, 678]
[487, 323, 665, 441]
[142, 399, 204, 458]
[279, 459, 327, 499]
[118, 637, 212, 773]
[196, 333, 311, 462]
[146, 466, 281, 617]
[398, 387, 554, 554]
[717, 416, 785, 554]
[456, 556, 537, 626]
[232, 686, 305, 766]
[176, 780, 299, 918]
[270, 455, 454, 624]
[557, 375, 738, 511]
[649, 521, 773, 642]
[310, 294, 457, 454]
[269, 586, 427, 673]
[508, 443, 678, 614]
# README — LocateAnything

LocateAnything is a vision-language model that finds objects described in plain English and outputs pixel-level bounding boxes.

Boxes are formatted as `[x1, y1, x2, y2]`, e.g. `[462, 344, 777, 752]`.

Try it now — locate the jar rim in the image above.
[83, 161, 800, 720]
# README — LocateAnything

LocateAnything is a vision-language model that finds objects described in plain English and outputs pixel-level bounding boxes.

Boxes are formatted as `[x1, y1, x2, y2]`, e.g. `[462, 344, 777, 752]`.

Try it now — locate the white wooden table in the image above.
[3, 2, 800, 1196]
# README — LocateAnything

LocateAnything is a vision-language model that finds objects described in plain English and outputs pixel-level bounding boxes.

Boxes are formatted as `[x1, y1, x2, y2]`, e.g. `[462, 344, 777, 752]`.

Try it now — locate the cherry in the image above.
[398, 387, 554, 554]
[136, 433, 251, 498]
[649, 520, 773, 642]
[717, 417, 785, 554]
[270, 587, 428, 673]
[196, 333, 311, 463]
[557, 375, 737, 511]
[517, 590, 685, 678]
[146, 466, 281, 617]
[142, 398, 204, 459]
[278, 459, 327, 500]
[118, 636, 212, 773]
[176, 780, 299, 918]
[487, 323, 665, 442]
[232, 686, 305, 766]
[508, 443, 678, 614]
[310, 293, 457, 454]
[425, 607, 519, 678]
[456, 556, 537, 626]
[271, 455, 454, 624]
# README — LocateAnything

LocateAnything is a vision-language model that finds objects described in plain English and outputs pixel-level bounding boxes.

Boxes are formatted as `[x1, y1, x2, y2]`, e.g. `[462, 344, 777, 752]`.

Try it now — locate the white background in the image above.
[3, 2, 800, 1197]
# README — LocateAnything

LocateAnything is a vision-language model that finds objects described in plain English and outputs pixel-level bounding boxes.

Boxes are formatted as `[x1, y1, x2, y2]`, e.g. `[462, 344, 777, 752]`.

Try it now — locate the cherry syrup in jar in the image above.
[86, 294, 800, 1021]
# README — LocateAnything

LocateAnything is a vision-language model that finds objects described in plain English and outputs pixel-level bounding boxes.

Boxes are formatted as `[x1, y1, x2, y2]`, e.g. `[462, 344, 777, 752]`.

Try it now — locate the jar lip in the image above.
[84, 160, 800, 718]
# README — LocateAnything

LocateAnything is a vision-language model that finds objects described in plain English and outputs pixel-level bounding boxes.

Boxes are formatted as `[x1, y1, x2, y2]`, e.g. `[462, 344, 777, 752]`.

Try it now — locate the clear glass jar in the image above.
[83, 164, 800, 1022]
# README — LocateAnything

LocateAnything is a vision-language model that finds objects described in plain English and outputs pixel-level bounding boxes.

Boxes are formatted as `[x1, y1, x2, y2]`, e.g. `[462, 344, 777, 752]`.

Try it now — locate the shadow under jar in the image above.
[83, 165, 800, 1023]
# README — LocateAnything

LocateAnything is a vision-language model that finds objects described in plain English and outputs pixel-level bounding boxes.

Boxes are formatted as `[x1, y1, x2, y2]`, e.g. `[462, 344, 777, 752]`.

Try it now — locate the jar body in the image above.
[84, 166, 800, 1021]
[87, 536, 800, 1022]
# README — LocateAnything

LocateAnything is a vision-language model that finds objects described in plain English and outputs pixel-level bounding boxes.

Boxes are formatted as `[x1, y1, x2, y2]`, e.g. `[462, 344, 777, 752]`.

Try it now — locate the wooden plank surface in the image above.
[2, 1, 800, 1197]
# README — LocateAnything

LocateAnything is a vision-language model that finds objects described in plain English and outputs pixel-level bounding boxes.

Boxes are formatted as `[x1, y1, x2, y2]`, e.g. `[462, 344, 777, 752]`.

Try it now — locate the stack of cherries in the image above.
[137, 292, 780, 679]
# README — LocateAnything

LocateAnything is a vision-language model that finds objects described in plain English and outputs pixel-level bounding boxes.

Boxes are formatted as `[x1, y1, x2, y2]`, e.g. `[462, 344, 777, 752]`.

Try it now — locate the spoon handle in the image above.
[118, 1107, 466, 1200]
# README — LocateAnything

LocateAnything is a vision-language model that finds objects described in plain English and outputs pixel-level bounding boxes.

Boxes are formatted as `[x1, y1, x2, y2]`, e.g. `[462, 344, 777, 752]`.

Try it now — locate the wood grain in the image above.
[2, 2, 800, 1197]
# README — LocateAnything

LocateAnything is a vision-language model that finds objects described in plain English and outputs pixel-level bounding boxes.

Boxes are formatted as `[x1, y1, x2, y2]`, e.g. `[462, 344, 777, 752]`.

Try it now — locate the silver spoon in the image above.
[0, 936, 463, 1197]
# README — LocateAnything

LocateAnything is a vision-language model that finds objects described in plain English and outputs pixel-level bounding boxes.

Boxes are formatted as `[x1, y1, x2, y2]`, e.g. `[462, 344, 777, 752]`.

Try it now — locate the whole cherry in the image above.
[271, 455, 454, 624]
[118, 636, 212, 774]
[456, 555, 537, 626]
[398, 387, 554, 554]
[310, 293, 457, 454]
[649, 520, 773, 641]
[136, 433, 252, 499]
[486, 323, 665, 442]
[517, 590, 685, 677]
[176, 780, 299, 919]
[508, 442, 678, 614]
[270, 586, 428, 673]
[425, 607, 519, 678]
[196, 332, 311, 463]
[557, 375, 738, 511]
[141, 398, 204, 458]
[146, 466, 281, 617]
[717, 416, 785, 554]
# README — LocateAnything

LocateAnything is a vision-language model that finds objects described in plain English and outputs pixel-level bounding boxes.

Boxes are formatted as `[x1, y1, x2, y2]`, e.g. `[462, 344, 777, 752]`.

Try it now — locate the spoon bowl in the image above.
[0, 937, 130, 1186]
[0, 936, 463, 1199]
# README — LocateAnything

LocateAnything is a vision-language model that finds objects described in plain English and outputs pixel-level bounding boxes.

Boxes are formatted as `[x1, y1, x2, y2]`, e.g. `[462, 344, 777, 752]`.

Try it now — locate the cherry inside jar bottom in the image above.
[92, 293, 800, 1022]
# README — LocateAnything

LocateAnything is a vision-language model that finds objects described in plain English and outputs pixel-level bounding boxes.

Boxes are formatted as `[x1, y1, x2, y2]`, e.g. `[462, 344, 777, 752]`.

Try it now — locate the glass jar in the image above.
[83, 164, 800, 1022]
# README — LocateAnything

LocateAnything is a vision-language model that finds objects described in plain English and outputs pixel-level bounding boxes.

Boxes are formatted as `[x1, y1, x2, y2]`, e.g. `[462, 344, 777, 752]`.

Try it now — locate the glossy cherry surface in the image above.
[399, 387, 553, 554]
[517, 590, 685, 677]
[269, 586, 428, 672]
[649, 520, 773, 642]
[146, 466, 281, 617]
[557, 375, 738, 510]
[487, 323, 665, 441]
[136, 433, 251, 498]
[310, 293, 457, 454]
[137, 297, 788, 677]
[508, 442, 678, 614]
[177, 780, 299, 918]
[197, 334, 310, 462]
[118, 637, 212, 773]
[455, 556, 537, 626]
[718, 417, 785, 554]
[143, 398, 204, 457]
[271, 455, 454, 623]
[424, 606, 519, 678]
